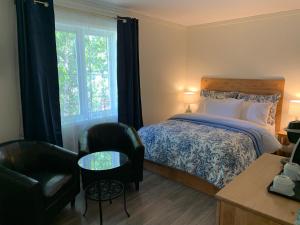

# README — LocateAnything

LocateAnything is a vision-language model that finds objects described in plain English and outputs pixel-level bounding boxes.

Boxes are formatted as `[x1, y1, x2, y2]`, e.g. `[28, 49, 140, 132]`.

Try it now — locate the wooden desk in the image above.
[216, 154, 300, 225]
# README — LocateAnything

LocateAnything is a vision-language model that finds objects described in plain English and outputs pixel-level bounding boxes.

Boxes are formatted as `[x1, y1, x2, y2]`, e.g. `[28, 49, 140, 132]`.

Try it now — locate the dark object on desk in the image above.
[78, 123, 144, 191]
[290, 138, 300, 165]
[0, 140, 80, 225]
[78, 151, 130, 225]
[286, 121, 300, 164]
[286, 121, 300, 144]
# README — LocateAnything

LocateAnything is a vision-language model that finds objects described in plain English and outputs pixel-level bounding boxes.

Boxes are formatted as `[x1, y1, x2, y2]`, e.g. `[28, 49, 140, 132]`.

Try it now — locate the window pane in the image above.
[84, 34, 111, 113]
[56, 31, 81, 118]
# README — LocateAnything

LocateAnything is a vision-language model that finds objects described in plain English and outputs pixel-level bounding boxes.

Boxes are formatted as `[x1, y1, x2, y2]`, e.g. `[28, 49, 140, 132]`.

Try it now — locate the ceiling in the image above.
[99, 0, 300, 26]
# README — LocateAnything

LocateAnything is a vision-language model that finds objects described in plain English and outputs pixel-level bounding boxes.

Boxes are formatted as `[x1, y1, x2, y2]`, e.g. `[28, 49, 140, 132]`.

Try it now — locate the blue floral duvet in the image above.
[138, 114, 280, 188]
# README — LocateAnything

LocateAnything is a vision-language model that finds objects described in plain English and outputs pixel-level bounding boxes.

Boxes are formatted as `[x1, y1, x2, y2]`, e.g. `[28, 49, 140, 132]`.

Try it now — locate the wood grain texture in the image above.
[218, 201, 282, 225]
[216, 154, 300, 225]
[53, 170, 216, 225]
[201, 77, 285, 133]
[144, 160, 219, 196]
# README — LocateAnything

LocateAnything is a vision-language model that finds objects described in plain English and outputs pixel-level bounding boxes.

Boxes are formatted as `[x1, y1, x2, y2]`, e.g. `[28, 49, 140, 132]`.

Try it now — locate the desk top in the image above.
[216, 154, 300, 225]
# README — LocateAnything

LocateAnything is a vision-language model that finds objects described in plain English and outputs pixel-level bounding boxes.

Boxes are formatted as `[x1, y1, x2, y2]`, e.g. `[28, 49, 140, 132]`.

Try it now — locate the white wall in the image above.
[138, 18, 186, 124]
[186, 11, 300, 127]
[0, 0, 22, 142]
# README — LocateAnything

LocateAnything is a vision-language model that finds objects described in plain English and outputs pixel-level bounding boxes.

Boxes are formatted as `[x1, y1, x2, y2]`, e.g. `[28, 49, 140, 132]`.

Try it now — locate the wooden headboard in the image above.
[201, 77, 285, 133]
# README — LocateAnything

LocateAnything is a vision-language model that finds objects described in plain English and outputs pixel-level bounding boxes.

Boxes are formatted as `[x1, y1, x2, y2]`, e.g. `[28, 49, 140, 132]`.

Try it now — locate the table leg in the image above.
[98, 181, 103, 225]
[123, 183, 130, 218]
[109, 180, 112, 204]
[83, 193, 88, 216]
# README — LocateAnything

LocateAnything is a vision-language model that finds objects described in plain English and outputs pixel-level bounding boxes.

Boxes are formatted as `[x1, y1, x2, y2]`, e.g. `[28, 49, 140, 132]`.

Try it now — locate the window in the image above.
[54, 6, 118, 151]
[55, 24, 117, 125]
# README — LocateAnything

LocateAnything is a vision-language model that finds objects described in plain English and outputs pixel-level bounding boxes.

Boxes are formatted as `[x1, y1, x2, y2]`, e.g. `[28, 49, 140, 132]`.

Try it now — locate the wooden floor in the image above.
[53, 170, 216, 225]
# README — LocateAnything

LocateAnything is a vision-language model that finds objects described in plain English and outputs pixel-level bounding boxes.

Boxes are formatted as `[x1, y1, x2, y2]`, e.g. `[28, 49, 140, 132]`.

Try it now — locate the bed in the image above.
[139, 78, 285, 195]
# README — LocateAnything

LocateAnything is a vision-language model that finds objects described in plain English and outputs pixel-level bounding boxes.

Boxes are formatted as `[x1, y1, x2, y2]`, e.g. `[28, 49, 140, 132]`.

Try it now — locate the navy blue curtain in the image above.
[15, 0, 63, 146]
[117, 17, 143, 130]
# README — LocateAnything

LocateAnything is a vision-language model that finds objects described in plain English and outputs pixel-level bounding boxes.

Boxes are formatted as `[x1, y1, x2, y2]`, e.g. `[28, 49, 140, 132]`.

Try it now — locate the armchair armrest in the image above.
[0, 166, 44, 225]
[127, 127, 145, 152]
[0, 165, 41, 191]
[37, 142, 79, 174]
[126, 127, 145, 181]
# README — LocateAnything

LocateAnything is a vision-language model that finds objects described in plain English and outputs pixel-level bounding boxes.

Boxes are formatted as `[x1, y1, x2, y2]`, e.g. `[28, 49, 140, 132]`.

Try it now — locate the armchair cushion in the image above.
[28, 171, 72, 198]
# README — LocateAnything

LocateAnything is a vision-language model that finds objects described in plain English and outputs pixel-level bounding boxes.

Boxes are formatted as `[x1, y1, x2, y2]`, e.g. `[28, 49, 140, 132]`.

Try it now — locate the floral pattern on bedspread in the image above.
[138, 120, 257, 188]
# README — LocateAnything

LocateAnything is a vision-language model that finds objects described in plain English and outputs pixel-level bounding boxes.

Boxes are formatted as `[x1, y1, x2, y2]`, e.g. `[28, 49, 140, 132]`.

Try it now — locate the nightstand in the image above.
[216, 154, 300, 225]
[276, 130, 293, 157]
[277, 130, 289, 145]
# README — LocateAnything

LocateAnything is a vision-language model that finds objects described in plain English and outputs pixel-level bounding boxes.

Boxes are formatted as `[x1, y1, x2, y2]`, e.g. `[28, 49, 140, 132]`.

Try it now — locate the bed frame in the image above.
[144, 77, 285, 196]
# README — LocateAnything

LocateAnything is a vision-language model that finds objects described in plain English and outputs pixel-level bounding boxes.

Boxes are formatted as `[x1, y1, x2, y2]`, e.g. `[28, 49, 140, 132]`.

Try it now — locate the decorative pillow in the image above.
[240, 101, 272, 126]
[266, 124, 276, 135]
[200, 90, 238, 99]
[237, 92, 281, 126]
[203, 98, 244, 119]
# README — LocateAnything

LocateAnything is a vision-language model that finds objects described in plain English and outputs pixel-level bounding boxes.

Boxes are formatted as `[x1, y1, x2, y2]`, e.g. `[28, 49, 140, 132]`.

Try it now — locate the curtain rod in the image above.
[33, 0, 49, 7]
[101, 15, 128, 22]
[33, 0, 129, 22]
[89, 14, 128, 22]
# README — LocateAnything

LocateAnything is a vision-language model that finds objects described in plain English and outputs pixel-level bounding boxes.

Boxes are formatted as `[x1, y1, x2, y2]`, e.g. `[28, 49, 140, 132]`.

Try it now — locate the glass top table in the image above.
[78, 151, 129, 171]
[78, 151, 130, 225]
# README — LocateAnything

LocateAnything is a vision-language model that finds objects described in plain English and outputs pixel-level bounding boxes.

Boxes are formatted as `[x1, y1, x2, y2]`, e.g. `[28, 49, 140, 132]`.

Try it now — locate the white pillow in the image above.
[266, 124, 276, 135]
[240, 101, 272, 126]
[203, 98, 243, 119]
[197, 97, 206, 113]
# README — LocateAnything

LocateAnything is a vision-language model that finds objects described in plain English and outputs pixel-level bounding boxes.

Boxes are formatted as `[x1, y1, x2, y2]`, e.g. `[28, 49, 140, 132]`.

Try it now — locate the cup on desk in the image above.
[283, 162, 300, 181]
[270, 175, 295, 196]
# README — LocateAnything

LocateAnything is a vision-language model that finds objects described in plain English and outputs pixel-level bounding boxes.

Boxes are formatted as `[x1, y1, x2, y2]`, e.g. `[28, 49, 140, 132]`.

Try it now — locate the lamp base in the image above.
[185, 104, 192, 113]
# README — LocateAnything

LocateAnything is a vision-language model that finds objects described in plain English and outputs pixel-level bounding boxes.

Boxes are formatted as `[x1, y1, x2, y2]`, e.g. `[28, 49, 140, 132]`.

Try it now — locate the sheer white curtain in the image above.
[54, 6, 118, 152]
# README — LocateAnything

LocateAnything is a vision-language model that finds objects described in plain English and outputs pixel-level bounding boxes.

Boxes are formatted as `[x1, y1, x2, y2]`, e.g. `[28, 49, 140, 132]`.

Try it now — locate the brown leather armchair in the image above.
[0, 140, 80, 225]
[78, 123, 144, 191]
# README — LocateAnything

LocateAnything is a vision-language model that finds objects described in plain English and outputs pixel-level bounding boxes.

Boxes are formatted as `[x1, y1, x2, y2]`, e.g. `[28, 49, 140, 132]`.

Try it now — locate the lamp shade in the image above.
[183, 91, 198, 104]
[289, 100, 300, 119]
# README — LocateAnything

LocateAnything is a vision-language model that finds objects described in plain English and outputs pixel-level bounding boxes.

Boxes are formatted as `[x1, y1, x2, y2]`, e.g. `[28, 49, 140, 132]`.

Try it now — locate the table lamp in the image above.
[183, 91, 197, 113]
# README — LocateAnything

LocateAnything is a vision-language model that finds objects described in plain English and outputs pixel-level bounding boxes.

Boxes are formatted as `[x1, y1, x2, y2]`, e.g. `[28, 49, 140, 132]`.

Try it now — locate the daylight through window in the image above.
[55, 24, 117, 125]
